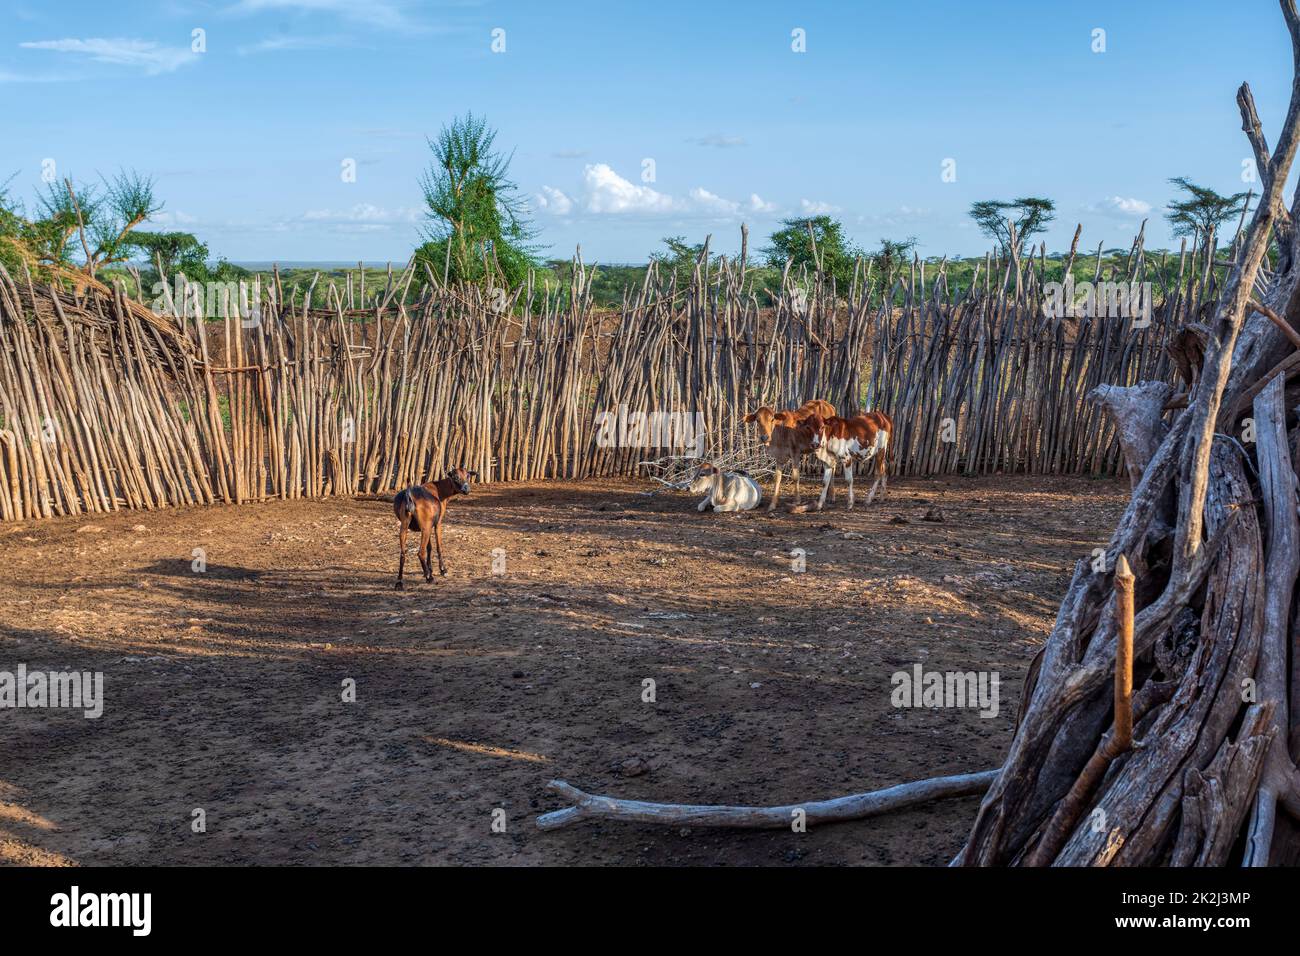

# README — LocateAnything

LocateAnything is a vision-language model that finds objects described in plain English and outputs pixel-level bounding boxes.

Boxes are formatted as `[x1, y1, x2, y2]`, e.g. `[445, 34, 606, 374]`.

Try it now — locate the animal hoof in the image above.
[395, 582, 404, 590]
[439, 568, 448, 577]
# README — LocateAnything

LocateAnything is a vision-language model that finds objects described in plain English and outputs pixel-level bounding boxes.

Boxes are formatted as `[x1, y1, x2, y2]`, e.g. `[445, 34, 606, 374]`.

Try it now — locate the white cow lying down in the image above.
[688, 463, 762, 512]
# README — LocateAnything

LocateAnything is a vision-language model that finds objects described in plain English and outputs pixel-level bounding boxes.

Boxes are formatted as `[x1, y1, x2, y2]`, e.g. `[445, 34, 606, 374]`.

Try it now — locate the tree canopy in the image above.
[0, 170, 161, 277]
[1164, 176, 1251, 246]
[968, 197, 1056, 252]
[868, 236, 917, 287]
[763, 215, 861, 289]
[414, 112, 539, 287]
[649, 235, 724, 286]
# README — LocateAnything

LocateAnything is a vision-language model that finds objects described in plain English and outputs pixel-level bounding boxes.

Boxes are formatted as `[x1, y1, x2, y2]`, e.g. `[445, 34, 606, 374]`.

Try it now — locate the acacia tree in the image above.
[969, 197, 1055, 252]
[763, 215, 861, 289]
[1, 170, 160, 277]
[650, 235, 721, 286]
[415, 112, 539, 287]
[1165, 176, 1252, 249]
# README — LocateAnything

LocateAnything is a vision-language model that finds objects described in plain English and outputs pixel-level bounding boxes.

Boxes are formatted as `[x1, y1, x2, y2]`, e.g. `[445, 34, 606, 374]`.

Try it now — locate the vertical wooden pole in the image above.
[1113, 553, 1135, 750]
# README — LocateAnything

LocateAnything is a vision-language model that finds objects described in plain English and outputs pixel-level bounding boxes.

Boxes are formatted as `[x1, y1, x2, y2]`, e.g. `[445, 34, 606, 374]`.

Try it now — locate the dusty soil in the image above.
[0, 474, 1127, 866]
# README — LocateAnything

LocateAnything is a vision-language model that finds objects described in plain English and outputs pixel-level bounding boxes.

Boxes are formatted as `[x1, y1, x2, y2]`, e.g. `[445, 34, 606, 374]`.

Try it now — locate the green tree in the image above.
[869, 236, 917, 289]
[763, 215, 861, 288]
[1165, 176, 1251, 247]
[969, 197, 1055, 252]
[128, 230, 210, 276]
[0, 170, 160, 278]
[650, 235, 722, 285]
[125, 230, 248, 289]
[415, 112, 539, 287]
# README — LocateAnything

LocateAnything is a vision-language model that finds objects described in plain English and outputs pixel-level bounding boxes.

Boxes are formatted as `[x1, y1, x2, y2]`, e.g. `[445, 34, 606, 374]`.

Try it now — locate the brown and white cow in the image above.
[810, 411, 893, 510]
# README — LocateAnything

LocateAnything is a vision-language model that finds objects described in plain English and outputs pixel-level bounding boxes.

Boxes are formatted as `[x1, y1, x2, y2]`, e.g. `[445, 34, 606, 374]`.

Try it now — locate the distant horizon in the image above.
[173, 235, 1213, 274]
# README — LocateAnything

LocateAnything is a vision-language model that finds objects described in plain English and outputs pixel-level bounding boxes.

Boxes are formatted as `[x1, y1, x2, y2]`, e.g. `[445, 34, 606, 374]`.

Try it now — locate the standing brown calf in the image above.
[763, 413, 824, 512]
[393, 467, 477, 589]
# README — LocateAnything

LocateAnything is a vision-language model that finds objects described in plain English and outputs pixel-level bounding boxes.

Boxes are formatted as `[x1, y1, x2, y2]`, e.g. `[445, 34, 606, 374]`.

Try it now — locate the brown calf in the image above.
[393, 467, 477, 589]
[764, 413, 824, 512]
[742, 399, 837, 441]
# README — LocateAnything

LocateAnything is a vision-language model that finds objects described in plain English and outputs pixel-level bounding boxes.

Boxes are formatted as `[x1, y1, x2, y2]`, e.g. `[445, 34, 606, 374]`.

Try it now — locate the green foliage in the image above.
[1165, 176, 1251, 246]
[649, 235, 724, 286]
[969, 197, 1056, 252]
[0, 169, 161, 277]
[868, 236, 918, 287]
[0, 175, 27, 274]
[415, 112, 540, 287]
[762, 215, 862, 289]
[128, 230, 210, 276]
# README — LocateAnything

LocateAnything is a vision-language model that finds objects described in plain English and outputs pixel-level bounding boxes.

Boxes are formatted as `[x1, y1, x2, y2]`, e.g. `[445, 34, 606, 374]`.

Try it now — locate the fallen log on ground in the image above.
[536, 770, 998, 831]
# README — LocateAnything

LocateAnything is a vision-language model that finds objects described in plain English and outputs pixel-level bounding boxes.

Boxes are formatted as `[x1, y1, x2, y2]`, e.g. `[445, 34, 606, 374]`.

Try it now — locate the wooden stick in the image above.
[1113, 554, 1135, 750]
[536, 770, 997, 832]
[1023, 554, 1136, 866]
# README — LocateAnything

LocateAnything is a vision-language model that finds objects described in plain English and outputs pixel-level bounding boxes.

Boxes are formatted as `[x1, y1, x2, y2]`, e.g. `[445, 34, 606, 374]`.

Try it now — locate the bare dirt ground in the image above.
[0, 474, 1127, 866]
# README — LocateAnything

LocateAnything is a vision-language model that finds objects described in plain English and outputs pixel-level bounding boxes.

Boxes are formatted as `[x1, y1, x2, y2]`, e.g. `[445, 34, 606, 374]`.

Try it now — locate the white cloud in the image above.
[543, 164, 778, 220]
[689, 187, 739, 216]
[1091, 196, 1153, 217]
[800, 198, 841, 215]
[582, 163, 680, 214]
[147, 210, 199, 227]
[237, 35, 348, 55]
[688, 134, 747, 148]
[301, 203, 421, 225]
[0, 68, 69, 83]
[1086, 197, 1159, 221]
[19, 38, 197, 75]
[535, 186, 574, 216]
[227, 0, 411, 29]
[856, 205, 931, 228]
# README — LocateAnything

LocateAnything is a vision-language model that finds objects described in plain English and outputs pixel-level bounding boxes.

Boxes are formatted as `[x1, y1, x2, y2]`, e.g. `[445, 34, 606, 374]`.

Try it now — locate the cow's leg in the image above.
[418, 520, 433, 581]
[698, 496, 711, 512]
[434, 513, 448, 576]
[816, 463, 833, 511]
[866, 468, 883, 504]
[793, 459, 801, 505]
[396, 522, 408, 589]
[845, 462, 856, 510]
[768, 466, 783, 512]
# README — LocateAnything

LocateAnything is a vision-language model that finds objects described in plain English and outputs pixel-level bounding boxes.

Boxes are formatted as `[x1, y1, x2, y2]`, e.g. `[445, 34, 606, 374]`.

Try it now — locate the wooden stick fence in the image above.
[0, 230, 1218, 522]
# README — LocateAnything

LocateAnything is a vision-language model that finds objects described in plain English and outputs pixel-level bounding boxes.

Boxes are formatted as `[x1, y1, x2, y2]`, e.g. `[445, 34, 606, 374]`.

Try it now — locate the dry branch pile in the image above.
[957, 0, 1300, 865]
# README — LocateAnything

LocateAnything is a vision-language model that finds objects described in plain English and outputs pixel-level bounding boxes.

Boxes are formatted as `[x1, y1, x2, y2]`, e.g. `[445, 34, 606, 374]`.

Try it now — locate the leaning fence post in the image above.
[1113, 554, 1135, 750]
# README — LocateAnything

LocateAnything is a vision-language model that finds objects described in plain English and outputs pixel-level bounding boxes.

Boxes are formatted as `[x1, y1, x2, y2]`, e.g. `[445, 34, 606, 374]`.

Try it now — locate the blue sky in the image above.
[1, 0, 1293, 265]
